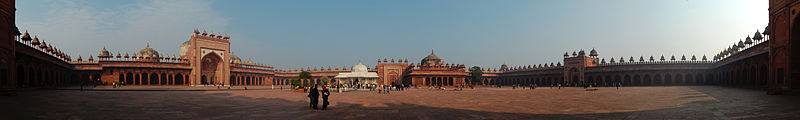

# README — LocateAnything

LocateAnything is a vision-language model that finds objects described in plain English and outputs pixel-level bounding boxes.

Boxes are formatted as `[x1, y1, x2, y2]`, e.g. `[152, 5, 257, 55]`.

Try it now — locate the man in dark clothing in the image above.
[310, 85, 320, 109]
[308, 86, 314, 109]
[322, 85, 330, 110]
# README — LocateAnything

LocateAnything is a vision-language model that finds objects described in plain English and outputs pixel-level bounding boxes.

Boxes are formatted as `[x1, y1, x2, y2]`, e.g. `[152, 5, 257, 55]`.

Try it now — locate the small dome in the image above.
[179, 40, 191, 57]
[754, 30, 763, 40]
[193, 29, 200, 35]
[31, 36, 40, 45]
[21, 30, 31, 41]
[201, 30, 208, 36]
[745, 36, 753, 44]
[46, 44, 53, 52]
[230, 52, 242, 63]
[99, 47, 110, 56]
[737, 40, 744, 48]
[39, 41, 47, 49]
[589, 48, 598, 56]
[137, 43, 160, 58]
[421, 50, 444, 66]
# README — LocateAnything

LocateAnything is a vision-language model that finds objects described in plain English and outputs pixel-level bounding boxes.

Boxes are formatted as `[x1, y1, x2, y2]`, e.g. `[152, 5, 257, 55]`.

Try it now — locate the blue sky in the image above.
[15, 0, 768, 70]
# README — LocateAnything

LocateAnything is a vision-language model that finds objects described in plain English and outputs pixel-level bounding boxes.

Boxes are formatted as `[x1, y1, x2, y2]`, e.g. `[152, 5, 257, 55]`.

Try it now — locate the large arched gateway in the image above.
[199, 52, 225, 85]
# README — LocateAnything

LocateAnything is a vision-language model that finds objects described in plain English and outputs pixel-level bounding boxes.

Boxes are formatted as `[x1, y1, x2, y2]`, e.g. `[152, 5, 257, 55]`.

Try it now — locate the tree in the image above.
[290, 78, 302, 88]
[469, 66, 483, 85]
[320, 76, 330, 85]
[299, 71, 312, 87]
[299, 71, 312, 79]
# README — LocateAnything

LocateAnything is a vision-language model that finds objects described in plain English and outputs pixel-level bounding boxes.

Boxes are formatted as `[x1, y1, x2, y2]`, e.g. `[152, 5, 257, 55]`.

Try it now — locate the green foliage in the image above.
[290, 78, 302, 88]
[469, 66, 483, 85]
[298, 71, 313, 87]
[320, 76, 330, 84]
[299, 71, 312, 79]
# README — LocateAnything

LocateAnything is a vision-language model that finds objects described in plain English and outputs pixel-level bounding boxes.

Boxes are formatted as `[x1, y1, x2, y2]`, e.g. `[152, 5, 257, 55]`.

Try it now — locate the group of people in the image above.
[307, 84, 330, 110]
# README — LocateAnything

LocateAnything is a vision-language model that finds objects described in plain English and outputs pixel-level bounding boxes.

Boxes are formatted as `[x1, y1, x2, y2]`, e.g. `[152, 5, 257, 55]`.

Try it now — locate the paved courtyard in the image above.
[1, 86, 799, 120]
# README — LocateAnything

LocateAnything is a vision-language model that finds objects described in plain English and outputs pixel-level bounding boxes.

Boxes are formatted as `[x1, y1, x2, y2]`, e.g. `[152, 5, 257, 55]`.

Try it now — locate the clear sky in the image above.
[15, 0, 768, 70]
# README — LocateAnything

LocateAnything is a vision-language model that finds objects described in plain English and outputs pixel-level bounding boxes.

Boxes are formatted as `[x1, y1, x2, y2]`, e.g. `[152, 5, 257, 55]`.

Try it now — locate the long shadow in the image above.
[1, 87, 799, 120]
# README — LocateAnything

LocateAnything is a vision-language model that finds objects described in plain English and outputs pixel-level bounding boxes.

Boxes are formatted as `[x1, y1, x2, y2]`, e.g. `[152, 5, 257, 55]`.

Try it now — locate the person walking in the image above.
[311, 85, 320, 109]
[377, 85, 382, 94]
[322, 85, 330, 110]
[385, 85, 390, 94]
[307, 86, 314, 109]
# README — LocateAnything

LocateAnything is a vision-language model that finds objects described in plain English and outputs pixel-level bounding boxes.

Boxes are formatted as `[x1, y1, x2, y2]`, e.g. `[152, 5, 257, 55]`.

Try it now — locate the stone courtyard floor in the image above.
[1, 86, 799, 120]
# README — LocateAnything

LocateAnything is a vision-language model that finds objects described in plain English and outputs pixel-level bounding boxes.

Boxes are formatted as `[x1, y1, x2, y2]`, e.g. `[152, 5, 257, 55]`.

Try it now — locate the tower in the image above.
[563, 50, 599, 84]
[186, 30, 231, 85]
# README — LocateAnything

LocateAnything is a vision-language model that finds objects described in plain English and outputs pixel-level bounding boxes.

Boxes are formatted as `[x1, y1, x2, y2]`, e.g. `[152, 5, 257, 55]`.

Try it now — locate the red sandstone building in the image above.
[1, 0, 799, 94]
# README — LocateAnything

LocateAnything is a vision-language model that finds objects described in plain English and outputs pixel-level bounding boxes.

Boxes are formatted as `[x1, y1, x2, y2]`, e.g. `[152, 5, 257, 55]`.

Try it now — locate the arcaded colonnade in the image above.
[9, 33, 78, 88]
[229, 72, 273, 86]
[114, 71, 190, 86]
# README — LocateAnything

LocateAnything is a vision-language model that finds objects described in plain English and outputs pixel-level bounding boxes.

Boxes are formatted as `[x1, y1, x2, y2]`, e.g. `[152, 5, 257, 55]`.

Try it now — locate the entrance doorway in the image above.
[201, 53, 223, 85]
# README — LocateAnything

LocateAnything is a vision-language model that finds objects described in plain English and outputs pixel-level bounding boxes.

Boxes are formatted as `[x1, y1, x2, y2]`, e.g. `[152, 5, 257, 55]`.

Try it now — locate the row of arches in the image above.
[117, 71, 188, 85]
[715, 62, 769, 88]
[491, 72, 716, 86]
[489, 75, 562, 86]
[585, 73, 709, 86]
[229, 73, 273, 86]
[15, 65, 74, 88]
[273, 77, 338, 86]
[425, 77, 455, 86]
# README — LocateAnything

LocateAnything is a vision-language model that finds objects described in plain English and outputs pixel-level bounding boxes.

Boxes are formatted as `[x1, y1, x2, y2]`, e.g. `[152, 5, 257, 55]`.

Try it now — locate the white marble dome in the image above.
[352, 61, 368, 73]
